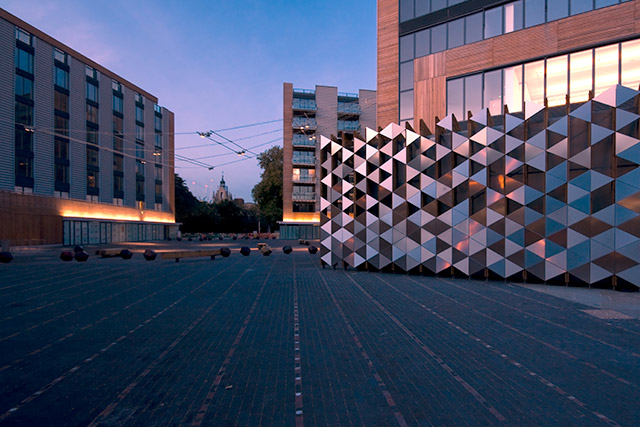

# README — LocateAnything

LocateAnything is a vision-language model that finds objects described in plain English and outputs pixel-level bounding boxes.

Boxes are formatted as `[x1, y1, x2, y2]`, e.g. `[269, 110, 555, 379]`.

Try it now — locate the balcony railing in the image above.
[338, 120, 360, 131]
[292, 134, 316, 147]
[293, 117, 317, 130]
[292, 192, 316, 202]
[294, 88, 315, 95]
[338, 102, 360, 114]
[293, 98, 317, 111]
[292, 156, 316, 165]
[293, 175, 316, 183]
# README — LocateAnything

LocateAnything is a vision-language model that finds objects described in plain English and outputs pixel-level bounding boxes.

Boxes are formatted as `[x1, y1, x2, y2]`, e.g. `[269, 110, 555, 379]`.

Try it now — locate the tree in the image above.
[252, 146, 283, 229]
[174, 174, 199, 224]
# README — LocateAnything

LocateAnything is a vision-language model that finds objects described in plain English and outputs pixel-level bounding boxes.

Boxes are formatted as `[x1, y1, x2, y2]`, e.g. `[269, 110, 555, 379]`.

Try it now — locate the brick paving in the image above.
[1, 241, 640, 425]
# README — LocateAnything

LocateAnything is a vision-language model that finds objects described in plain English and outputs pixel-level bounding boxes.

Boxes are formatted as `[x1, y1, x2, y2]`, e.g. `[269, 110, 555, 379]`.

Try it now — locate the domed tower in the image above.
[213, 172, 233, 202]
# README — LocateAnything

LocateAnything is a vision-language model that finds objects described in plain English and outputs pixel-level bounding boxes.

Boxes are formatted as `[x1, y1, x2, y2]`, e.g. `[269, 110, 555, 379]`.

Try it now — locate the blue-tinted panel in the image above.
[415, 29, 431, 57]
[525, 0, 545, 27]
[431, 0, 447, 12]
[400, 0, 414, 22]
[400, 61, 414, 92]
[570, 0, 593, 15]
[416, 0, 430, 16]
[431, 23, 447, 53]
[484, 6, 503, 39]
[447, 18, 464, 49]
[547, 0, 569, 21]
[400, 34, 414, 62]
[465, 12, 483, 44]
[595, 0, 618, 7]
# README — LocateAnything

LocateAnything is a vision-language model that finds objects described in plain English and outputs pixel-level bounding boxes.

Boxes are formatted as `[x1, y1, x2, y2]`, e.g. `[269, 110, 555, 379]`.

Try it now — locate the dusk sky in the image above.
[3, 0, 376, 201]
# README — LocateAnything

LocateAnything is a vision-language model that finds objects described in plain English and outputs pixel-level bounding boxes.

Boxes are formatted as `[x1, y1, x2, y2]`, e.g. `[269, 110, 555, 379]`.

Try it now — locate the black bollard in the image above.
[282, 246, 293, 254]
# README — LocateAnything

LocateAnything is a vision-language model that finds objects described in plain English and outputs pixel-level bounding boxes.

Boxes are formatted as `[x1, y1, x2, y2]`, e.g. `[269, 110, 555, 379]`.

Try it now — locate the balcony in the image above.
[338, 102, 360, 114]
[293, 98, 317, 111]
[292, 192, 316, 202]
[293, 175, 316, 184]
[292, 134, 316, 147]
[338, 120, 359, 131]
[292, 155, 316, 166]
[293, 117, 317, 130]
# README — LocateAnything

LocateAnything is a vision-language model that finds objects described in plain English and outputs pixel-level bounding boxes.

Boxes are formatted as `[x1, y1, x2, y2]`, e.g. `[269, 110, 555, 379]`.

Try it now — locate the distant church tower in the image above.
[214, 172, 232, 202]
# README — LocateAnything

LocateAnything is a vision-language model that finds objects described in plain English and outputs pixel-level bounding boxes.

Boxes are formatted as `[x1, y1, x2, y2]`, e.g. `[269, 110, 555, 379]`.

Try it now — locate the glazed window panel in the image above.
[431, 0, 446, 12]
[464, 74, 483, 116]
[547, 0, 569, 21]
[484, 70, 503, 115]
[465, 12, 483, 44]
[504, 65, 524, 113]
[415, 29, 430, 58]
[484, 6, 503, 39]
[596, 0, 618, 7]
[570, 0, 592, 15]
[524, 60, 545, 104]
[621, 39, 640, 90]
[400, 34, 414, 62]
[447, 78, 464, 118]
[594, 45, 619, 96]
[447, 18, 464, 49]
[431, 24, 447, 53]
[400, 0, 414, 22]
[524, 0, 545, 27]
[400, 90, 414, 120]
[570, 50, 593, 103]
[504, 1, 523, 34]
[416, 0, 430, 16]
[546, 55, 568, 107]
[400, 61, 414, 92]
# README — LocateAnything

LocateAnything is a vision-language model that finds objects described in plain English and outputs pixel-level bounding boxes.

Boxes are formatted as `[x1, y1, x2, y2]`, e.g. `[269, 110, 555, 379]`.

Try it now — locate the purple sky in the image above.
[4, 0, 376, 201]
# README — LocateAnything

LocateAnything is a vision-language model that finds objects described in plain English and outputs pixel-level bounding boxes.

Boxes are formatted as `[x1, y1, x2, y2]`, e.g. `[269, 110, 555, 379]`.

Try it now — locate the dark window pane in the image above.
[87, 82, 99, 102]
[465, 12, 483, 44]
[447, 18, 464, 49]
[55, 163, 68, 184]
[465, 74, 483, 115]
[547, 0, 569, 21]
[15, 102, 33, 126]
[570, 0, 592, 15]
[400, 0, 414, 22]
[400, 34, 414, 62]
[400, 61, 414, 91]
[416, 0, 430, 16]
[415, 29, 430, 57]
[113, 116, 123, 133]
[16, 156, 32, 179]
[87, 170, 98, 188]
[86, 147, 99, 167]
[55, 138, 69, 159]
[431, 23, 447, 53]
[447, 78, 464, 118]
[15, 48, 33, 73]
[525, 0, 545, 27]
[15, 128, 32, 152]
[54, 91, 68, 112]
[55, 67, 68, 89]
[114, 154, 124, 172]
[113, 95, 123, 113]
[484, 6, 503, 39]
[15, 75, 33, 99]
[504, 0, 523, 33]
[55, 115, 68, 136]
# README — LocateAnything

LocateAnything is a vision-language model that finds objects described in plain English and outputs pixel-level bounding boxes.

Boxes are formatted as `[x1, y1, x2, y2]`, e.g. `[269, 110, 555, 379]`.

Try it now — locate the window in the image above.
[16, 156, 32, 179]
[447, 18, 464, 49]
[113, 95, 123, 113]
[136, 180, 145, 201]
[87, 146, 99, 167]
[464, 74, 482, 115]
[447, 78, 464, 118]
[55, 115, 69, 136]
[55, 163, 68, 184]
[155, 182, 163, 200]
[431, 24, 446, 53]
[87, 130, 98, 146]
[135, 105, 144, 122]
[465, 13, 483, 44]
[154, 116, 162, 131]
[596, 0, 618, 6]
[86, 66, 98, 79]
[547, 0, 569, 21]
[504, 1, 523, 33]
[15, 28, 32, 45]
[87, 82, 99, 102]
[15, 101, 33, 126]
[571, 0, 592, 15]
[416, 0, 430, 16]
[484, 70, 503, 115]
[135, 93, 144, 104]
[112, 80, 122, 92]
[55, 66, 68, 89]
[136, 142, 144, 159]
[87, 170, 98, 188]
[55, 138, 69, 159]
[114, 174, 124, 194]
[621, 39, 640, 90]
[155, 165, 163, 181]
[546, 55, 568, 106]
[15, 48, 33, 73]
[155, 133, 162, 148]
[113, 116, 123, 134]
[15, 127, 32, 152]
[86, 104, 98, 123]
[400, 61, 414, 91]
[113, 154, 124, 172]
[15, 75, 33, 99]
[415, 29, 430, 58]
[503, 65, 523, 113]
[484, 6, 503, 39]
[54, 48, 67, 64]
[400, 34, 414, 62]
[400, 0, 414, 22]
[113, 136, 123, 152]
[431, 0, 446, 12]
[570, 50, 593, 103]
[136, 160, 145, 177]
[54, 91, 68, 112]
[400, 90, 414, 120]
[524, 60, 545, 104]
[136, 124, 144, 140]
[525, 0, 545, 28]
[594, 45, 619, 96]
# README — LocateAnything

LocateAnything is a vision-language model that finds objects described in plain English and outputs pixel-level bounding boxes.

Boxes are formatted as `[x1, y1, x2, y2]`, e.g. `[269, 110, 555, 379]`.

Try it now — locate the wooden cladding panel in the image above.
[377, 0, 399, 129]
[415, 52, 446, 81]
[414, 77, 446, 132]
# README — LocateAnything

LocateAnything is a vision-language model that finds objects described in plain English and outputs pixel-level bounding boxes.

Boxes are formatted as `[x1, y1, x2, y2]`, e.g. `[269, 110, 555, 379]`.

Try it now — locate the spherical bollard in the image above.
[60, 250, 74, 261]
[219, 236, 223, 241]
[282, 246, 293, 254]
[232, 235, 237, 240]
[120, 249, 133, 260]
[73, 245, 84, 253]
[0, 251, 13, 264]
[188, 237, 193, 241]
[74, 251, 89, 262]
[143, 249, 157, 261]
[220, 247, 231, 258]
[308, 246, 318, 254]
[240, 246, 251, 256]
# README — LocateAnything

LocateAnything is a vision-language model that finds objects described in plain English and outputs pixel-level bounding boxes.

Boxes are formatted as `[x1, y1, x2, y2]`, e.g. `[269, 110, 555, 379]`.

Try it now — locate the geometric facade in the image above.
[321, 84, 640, 291]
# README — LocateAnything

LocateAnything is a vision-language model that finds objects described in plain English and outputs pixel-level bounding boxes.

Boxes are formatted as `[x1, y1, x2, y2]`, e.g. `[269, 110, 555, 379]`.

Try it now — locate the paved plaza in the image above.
[1, 241, 640, 426]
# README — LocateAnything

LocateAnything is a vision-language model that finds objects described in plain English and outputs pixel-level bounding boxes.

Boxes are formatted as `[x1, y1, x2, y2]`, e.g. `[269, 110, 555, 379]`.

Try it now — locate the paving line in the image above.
[342, 273, 506, 423]
[373, 273, 620, 426]
[189, 261, 276, 427]
[0, 263, 119, 292]
[0, 258, 244, 423]
[292, 257, 304, 426]
[312, 259, 408, 426]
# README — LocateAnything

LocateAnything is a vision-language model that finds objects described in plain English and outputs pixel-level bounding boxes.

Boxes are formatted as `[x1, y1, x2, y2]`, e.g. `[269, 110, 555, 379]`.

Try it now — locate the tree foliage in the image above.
[251, 146, 283, 229]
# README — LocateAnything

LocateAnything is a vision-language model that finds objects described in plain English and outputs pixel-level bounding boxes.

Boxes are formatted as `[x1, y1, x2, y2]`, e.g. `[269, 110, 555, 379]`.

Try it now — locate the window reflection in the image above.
[400, 90, 414, 120]
[484, 70, 503, 115]
[484, 7, 503, 39]
[400, 61, 414, 92]
[400, 35, 414, 62]
[504, 66, 523, 113]
[547, 0, 569, 21]
[465, 74, 482, 115]
[570, 50, 593, 103]
[622, 39, 640, 90]
[415, 29, 430, 58]
[594, 45, 619, 96]
[546, 55, 568, 106]
[465, 13, 483, 44]
[447, 79, 464, 118]
[504, 0, 523, 33]
[524, 60, 545, 104]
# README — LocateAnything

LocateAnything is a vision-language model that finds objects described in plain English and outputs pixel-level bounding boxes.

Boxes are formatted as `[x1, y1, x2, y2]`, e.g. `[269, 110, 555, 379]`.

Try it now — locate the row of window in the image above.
[292, 151, 316, 165]
[446, 38, 640, 118]
[293, 168, 316, 183]
[400, 0, 465, 22]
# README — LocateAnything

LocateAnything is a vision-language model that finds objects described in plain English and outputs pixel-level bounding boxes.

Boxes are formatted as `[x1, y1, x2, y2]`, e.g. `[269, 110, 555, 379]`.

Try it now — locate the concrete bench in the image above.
[157, 249, 225, 263]
[96, 248, 127, 258]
